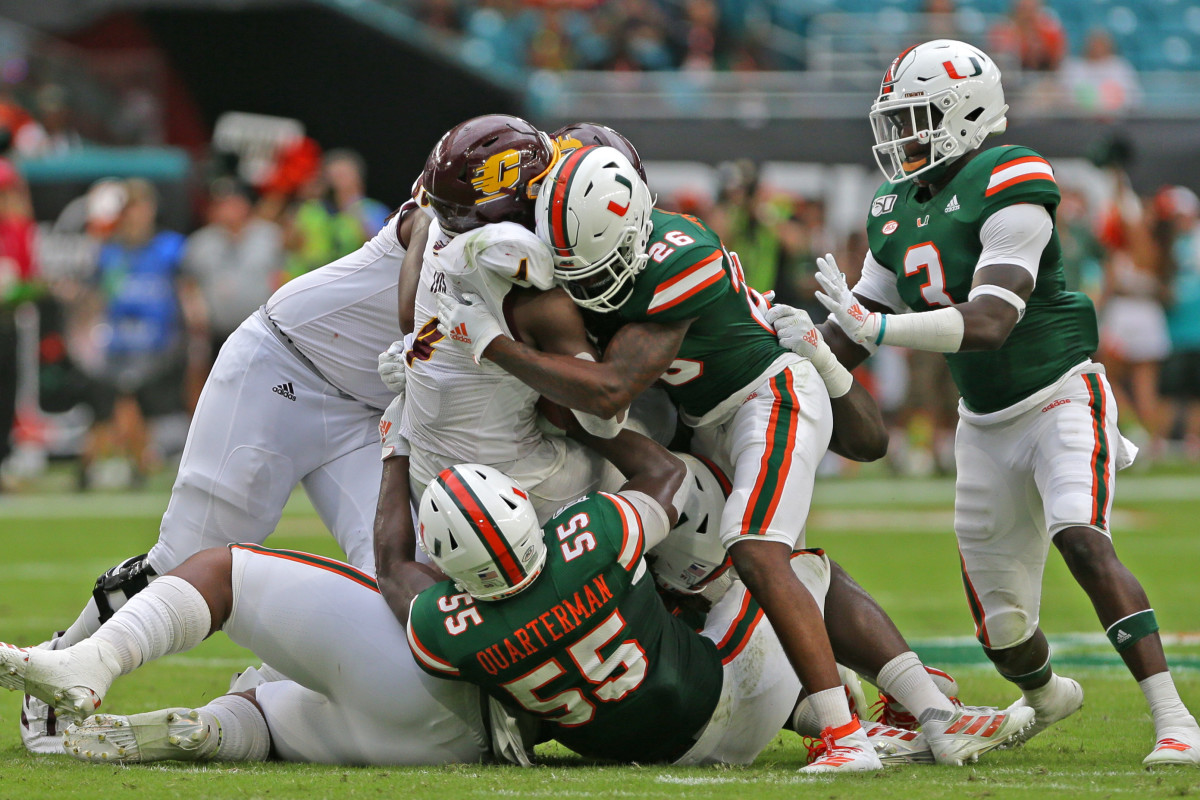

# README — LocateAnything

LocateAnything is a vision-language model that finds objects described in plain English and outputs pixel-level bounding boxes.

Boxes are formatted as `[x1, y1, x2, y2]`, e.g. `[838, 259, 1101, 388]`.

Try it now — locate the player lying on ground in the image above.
[0, 419, 1032, 768]
[21, 198, 423, 754]
[766, 39, 1200, 767]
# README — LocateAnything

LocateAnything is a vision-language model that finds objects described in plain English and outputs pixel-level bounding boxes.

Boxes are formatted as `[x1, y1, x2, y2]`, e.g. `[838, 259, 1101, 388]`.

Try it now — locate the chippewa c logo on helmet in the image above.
[471, 149, 523, 205]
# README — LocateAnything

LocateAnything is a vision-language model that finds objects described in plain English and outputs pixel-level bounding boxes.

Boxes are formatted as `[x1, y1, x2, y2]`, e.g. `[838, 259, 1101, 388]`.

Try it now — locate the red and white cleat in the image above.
[1144, 726, 1200, 767]
[923, 704, 1035, 765]
[800, 717, 884, 774]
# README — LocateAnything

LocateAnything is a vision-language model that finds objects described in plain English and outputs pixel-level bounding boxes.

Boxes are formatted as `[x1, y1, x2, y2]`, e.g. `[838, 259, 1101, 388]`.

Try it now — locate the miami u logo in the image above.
[472, 149, 522, 205]
[943, 57, 983, 80]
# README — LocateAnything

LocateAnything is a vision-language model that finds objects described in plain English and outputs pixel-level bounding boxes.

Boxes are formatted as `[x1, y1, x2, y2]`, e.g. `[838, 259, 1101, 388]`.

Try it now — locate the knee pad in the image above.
[92, 553, 158, 622]
[980, 608, 1036, 651]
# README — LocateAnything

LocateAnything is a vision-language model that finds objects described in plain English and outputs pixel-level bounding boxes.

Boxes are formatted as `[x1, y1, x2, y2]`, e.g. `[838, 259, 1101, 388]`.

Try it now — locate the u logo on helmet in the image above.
[471, 149, 522, 205]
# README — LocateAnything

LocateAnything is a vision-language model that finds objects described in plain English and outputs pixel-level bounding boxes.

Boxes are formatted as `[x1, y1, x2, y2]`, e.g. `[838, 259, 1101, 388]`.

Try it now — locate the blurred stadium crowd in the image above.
[0, 0, 1197, 492]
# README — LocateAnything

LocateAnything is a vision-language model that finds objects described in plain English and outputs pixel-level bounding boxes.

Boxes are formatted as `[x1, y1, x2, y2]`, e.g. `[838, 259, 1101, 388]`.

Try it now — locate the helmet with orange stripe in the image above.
[418, 464, 547, 601]
[870, 39, 1008, 185]
[533, 145, 654, 313]
[551, 122, 647, 183]
[417, 114, 560, 234]
[647, 454, 733, 597]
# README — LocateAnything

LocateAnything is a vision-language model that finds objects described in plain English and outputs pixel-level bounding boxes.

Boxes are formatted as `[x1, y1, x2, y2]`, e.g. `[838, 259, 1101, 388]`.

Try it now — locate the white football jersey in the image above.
[265, 217, 404, 411]
[401, 219, 554, 465]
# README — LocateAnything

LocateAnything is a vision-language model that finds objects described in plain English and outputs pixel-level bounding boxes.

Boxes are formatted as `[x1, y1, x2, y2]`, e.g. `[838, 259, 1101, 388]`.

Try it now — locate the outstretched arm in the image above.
[818, 205, 1047, 356]
[373, 397, 443, 626]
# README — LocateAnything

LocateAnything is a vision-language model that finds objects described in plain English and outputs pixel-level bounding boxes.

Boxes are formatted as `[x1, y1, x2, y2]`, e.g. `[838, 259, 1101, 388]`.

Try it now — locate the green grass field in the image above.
[2, 469, 1199, 798]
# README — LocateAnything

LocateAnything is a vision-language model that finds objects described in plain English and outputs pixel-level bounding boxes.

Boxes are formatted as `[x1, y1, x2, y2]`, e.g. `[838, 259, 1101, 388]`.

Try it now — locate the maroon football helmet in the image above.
[551, 122, 646, 182]
[418, 114, 558, 234]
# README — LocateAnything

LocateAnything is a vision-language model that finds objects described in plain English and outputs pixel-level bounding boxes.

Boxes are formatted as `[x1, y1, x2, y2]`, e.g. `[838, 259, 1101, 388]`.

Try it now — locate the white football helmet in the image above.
[418, 464, 547, 601]
[534, 145, 654, 313]
[870, 39, 1008, 184]
[648, 454, 732, 595]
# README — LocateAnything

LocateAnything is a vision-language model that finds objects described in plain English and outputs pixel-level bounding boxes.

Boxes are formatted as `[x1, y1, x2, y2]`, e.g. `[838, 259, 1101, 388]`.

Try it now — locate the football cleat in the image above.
[0, 640, 119, 724]
[20, 693, 64, 755]
[63, 708, 218, 764]
[19, 634, 67, 755]
[864, 720, 935, 765]
[922, 704, 1035, 765]
[800, 717, 884, 773]
[1004, 675, 1084, 745]
[872, 665, 961, 730]
[1143, 725, 1200, 767]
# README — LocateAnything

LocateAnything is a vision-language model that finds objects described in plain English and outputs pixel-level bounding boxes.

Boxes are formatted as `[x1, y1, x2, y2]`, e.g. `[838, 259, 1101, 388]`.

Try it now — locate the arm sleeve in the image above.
[975, 203, 1053, 280]
[613, 490, 672, 554]
[851, 250, 909, 313]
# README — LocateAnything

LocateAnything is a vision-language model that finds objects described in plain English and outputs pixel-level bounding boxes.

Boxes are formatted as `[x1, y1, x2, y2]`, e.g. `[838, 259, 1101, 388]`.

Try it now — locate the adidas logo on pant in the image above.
[272, 382, 297, 401]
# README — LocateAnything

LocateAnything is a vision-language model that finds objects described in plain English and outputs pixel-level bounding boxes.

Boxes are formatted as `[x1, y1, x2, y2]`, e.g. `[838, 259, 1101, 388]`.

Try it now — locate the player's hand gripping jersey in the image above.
[406, 492, 724, 763]
[611, 209, 791, 422]
[401, 219, 555, 464]
[861, 145, 1098, 413]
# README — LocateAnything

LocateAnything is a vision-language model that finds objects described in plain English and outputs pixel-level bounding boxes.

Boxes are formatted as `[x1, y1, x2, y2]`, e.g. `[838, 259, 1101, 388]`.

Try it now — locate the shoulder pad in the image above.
[457, 222, 554, 290]
[978, 146, 1059, 211]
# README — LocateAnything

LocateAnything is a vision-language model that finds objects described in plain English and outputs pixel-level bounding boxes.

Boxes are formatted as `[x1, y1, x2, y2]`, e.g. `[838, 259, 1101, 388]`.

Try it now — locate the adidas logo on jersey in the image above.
[944, 195, 961, 214]
[272, 382, 296, 401]
[448, 323, 471, 344]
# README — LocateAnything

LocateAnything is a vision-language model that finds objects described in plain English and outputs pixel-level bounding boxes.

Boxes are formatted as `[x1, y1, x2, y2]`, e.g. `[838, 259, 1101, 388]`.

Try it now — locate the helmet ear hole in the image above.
[964, 107, 984, 121]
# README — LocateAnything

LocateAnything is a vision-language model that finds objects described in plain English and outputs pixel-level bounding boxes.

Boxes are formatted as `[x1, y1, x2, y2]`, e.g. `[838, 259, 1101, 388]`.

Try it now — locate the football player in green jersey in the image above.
[769, 39, 1200, 766]
[433, 143, 1032, 768]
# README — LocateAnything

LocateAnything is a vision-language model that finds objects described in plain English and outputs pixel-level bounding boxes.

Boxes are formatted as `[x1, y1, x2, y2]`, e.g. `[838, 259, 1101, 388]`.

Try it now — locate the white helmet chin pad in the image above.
[870, 39, 1009, 183]
[534, 145, 655, 313]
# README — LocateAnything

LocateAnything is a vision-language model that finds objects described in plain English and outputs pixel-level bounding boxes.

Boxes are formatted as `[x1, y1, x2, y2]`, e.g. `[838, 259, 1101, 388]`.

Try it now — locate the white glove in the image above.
[765, 302, 854, 399]
[435, 291, 505, 364]
[814, 253, 881, 354]
[377, 340, 408, 394]
[379, 392, 410, 461]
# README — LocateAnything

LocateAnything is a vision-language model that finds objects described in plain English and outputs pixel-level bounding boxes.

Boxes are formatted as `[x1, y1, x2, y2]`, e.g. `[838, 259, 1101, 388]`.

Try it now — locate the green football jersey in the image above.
[865, 145, 1099, 413]
[406, 492, 723, 763]
[604, 209, 791, 419]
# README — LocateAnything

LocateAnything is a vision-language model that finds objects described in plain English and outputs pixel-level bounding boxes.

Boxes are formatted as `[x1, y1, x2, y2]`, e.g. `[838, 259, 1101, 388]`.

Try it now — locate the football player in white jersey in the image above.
[21, 197, 421, 754]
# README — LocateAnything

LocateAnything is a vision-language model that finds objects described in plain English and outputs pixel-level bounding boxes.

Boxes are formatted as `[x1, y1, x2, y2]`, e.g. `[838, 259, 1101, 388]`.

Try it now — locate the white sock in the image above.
[1021, 673, 1066, 707]
[790, 695, 822, 738]
[877, 652, 956, 723]
[90, 576, 211, 674]
[1139, 671, 1198, 736]
[200, 694, 271, 762]
[807, 686, 854, 731]
[58, 598, 105, 649]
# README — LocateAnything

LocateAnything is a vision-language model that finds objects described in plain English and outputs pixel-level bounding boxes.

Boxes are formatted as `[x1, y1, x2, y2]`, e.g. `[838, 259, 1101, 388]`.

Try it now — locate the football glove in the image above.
[435, 291, 505, 364]
[814, 253, 881, 354]
[765, 303, 854, 398]
[377, 339, 408, 394]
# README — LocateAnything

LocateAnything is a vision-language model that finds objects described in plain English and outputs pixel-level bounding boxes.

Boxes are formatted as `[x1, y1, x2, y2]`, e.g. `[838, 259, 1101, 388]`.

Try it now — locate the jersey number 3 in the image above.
[904, 243, 954, 307]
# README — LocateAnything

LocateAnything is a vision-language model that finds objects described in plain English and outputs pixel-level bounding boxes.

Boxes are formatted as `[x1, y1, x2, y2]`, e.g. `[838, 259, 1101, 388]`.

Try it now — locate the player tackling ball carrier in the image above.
[434, 136, 1035, 766]
[765, 39, 1200, 766]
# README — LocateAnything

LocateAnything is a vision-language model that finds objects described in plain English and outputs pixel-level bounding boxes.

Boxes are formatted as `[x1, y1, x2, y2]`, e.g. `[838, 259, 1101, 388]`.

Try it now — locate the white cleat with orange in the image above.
[800, 718, 884, 774]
